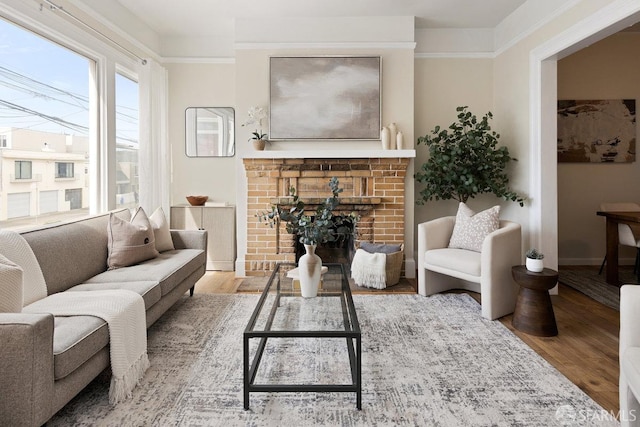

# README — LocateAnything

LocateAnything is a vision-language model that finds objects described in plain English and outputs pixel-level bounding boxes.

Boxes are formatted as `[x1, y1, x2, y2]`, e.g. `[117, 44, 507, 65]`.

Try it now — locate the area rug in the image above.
[558, 266, 639, 311]
[48, 294, 617, 426]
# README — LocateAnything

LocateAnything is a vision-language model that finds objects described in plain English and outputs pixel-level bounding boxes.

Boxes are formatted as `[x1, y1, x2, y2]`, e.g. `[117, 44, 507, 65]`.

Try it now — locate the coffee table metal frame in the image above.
[243, 263, 362, 410]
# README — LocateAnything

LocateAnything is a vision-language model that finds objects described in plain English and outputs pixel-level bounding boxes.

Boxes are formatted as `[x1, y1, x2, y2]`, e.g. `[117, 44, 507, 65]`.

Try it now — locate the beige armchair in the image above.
[417, 216, 522, 320]
[620, 284, 640, 426]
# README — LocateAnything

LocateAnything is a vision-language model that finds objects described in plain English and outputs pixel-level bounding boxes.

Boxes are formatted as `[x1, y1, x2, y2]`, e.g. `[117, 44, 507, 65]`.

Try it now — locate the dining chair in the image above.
[599, 202, 640, 277]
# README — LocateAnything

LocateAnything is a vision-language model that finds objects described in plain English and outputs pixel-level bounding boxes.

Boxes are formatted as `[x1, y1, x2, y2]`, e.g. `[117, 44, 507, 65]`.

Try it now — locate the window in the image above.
[115, 72, 139, 209]
[55, 162, 74, 178]
[0, 18, 91, 228]
[15, 160, 32, 180]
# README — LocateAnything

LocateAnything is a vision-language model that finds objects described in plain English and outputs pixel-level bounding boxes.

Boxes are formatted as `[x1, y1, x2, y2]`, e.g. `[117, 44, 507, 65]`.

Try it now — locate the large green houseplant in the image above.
[415, 106, 525, 206]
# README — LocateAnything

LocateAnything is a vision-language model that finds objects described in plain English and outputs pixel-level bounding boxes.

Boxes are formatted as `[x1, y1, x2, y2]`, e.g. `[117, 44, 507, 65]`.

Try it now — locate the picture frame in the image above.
[557, 99, 636, 163]
[269, 56, 381, 140]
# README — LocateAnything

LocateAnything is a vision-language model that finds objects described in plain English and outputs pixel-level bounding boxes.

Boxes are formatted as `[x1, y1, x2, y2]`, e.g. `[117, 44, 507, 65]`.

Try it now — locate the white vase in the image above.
[381, 127, 391, 150]
[396, 131, 404, 150]
[526, 258, 544, 273]
[388, 123, 398, 148]
[299, 244, 322, 298]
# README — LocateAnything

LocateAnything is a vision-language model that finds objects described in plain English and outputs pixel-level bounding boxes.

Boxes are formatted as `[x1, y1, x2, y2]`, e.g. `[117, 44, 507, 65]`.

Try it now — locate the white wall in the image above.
[233, 47, 416, 275]
[166, 62, 237, 206]
[492, 0, 640, 270]
[413, 58, 495, 225]
[557, 32, 640, 265]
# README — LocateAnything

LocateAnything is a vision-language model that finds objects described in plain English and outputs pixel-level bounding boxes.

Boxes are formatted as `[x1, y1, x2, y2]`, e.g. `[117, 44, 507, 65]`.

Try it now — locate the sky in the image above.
[0, 16, 138, 145]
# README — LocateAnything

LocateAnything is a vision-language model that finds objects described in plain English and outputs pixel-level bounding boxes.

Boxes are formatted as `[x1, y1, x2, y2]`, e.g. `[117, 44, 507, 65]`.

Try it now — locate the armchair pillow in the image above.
[448, 202, 500, 252]
[107, 207, 159, 270]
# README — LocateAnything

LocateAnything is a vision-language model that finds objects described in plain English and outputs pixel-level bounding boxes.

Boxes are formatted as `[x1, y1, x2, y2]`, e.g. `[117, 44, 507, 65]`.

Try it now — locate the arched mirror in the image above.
[185, 107, 235, 157]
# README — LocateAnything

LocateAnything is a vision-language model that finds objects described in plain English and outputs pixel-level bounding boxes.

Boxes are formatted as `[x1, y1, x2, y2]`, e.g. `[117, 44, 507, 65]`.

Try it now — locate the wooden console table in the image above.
[596, 211, 640, 286]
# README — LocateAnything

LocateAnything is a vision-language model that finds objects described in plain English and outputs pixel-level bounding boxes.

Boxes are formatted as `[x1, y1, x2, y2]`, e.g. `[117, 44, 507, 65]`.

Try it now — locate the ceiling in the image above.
[111, 0, 528, 38]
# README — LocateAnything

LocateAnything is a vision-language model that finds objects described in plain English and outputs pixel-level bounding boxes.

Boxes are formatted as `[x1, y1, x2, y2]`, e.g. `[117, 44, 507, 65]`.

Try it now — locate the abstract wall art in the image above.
[269, 56, 381, 140]
[557, 99, 636, 163]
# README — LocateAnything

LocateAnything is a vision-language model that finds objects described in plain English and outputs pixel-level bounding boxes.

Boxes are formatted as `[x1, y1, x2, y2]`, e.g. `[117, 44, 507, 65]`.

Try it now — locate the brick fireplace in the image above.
[243, 157, 410, 276]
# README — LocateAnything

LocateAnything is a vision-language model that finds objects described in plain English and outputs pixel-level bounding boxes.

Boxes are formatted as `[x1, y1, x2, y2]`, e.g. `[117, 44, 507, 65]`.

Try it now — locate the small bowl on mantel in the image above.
[186, 195, 208, 206]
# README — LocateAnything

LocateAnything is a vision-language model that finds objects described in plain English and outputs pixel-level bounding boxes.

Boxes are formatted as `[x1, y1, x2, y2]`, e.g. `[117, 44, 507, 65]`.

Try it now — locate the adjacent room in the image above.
[1, 0, 639, 425]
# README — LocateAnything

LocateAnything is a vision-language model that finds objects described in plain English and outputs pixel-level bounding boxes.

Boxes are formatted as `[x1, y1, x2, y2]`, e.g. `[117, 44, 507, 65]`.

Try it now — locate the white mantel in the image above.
[241, 149, 416, 159]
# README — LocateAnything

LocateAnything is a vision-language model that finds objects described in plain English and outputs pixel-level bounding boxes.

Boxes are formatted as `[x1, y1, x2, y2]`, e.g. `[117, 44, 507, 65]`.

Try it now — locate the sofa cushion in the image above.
[150, 207, 175, 252]
[424, 248, 482, 277]
[0, 254, 23, 313]
[86, 249, 205, 296]
[52, 315, 108, 380]
[449, 202, 500, 252]
[21, 209, 131, 295]
[67, 281, 161, 310]
[107, 207, 159, 270]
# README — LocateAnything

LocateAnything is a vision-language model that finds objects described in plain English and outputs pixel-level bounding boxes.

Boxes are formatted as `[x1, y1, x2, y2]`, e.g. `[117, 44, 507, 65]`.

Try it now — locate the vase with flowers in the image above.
[242, 106, 269, 150]
[257, 177, 358, 297]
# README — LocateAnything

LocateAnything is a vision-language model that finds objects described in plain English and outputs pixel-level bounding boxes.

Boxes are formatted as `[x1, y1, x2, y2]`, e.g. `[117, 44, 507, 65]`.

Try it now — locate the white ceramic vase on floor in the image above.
[299, 244, 322, 298]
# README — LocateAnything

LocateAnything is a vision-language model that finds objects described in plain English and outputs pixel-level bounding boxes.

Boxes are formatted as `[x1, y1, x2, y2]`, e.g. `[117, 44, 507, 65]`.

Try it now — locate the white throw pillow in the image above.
[0, 253, 24, 313]
[149, 207, 175, 252]
[448, 202, 500, 252]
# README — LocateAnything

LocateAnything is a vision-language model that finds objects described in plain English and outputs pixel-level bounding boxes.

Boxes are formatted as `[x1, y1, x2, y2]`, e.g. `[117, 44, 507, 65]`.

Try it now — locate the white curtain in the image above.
[138, 59, 170, 215]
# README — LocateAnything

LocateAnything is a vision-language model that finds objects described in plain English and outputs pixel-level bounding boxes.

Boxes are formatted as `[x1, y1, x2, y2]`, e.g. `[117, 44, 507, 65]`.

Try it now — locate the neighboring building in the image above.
[0, 128, 138, 224]
[0, 127, 89, 221]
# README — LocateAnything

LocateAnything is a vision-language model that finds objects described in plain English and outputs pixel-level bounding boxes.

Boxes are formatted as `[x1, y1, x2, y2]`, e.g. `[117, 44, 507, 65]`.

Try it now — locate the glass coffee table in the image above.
[243, 263, 362, 410]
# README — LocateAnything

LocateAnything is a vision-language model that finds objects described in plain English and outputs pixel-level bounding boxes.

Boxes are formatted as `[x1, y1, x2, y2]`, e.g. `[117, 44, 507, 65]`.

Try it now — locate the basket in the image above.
[384, 245, 404, 287]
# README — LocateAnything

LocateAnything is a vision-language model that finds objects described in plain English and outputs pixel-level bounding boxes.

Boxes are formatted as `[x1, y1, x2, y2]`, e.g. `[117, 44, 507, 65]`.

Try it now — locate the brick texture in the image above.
[244, 158, 409, 276]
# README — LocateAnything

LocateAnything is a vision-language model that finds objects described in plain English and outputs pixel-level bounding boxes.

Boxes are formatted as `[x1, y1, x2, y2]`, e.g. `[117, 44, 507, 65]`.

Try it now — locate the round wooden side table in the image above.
[511, 265, 559, 337]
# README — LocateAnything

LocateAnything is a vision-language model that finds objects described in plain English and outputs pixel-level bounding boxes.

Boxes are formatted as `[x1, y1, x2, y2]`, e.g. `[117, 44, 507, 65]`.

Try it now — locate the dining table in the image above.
[596, 210, 640, 286]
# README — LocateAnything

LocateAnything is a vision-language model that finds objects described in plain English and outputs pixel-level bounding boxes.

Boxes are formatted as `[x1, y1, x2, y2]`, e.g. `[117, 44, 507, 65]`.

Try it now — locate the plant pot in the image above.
[252, 139, 266, 151]
[298, 244, 322, 298]
[526, 257, 544, 273]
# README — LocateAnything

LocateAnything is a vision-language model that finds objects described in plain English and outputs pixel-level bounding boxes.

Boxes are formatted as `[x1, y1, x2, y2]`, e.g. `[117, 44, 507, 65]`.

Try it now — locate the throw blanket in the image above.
[23, 290, 149, 404]
[351, 248, 387, 289]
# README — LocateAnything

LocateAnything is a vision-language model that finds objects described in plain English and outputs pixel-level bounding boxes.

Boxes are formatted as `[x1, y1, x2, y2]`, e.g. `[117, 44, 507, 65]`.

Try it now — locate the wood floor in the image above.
[193, 271, 620, 413]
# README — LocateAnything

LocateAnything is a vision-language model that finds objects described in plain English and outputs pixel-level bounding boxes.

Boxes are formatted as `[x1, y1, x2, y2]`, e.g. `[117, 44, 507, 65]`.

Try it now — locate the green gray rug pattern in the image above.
[47, 294, 616, 426]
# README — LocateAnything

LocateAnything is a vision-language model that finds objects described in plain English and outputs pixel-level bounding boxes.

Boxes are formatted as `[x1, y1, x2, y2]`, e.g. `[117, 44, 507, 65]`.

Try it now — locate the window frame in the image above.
[0, 8, 141, 222]
[55, 162, 75, 179]
[15, 160, 32, 180]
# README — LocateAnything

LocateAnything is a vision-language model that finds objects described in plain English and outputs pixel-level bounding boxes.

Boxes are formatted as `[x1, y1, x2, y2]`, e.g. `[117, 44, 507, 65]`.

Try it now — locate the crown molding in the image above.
[234, 42, 417, 50]
[414, 52, 494, 59]
[494, 0, 582, 56]
[162, 57, 236, 65]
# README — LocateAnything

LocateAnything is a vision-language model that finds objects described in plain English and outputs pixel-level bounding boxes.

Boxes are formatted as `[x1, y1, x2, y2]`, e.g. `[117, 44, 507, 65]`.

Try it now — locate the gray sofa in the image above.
[0, 209, 207, 426]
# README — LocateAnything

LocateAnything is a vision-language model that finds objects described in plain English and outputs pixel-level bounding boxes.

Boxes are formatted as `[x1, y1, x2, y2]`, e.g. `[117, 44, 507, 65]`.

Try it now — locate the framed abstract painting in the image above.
[269, 56, 381, 140]
[557, 99, 636, 163]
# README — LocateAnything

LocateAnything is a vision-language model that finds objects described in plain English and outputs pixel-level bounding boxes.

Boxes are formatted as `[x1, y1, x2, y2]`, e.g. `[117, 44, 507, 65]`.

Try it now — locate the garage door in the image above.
[39, 190, 58, 214]
[7, 192, 30, 218]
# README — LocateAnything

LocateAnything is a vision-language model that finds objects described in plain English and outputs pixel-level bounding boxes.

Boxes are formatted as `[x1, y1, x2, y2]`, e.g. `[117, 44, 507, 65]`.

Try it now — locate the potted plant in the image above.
[257, 177, 358, 297]
[242, 106, 269, 150]
[415, 106, 525, 207]
[525, 248, 544, 272]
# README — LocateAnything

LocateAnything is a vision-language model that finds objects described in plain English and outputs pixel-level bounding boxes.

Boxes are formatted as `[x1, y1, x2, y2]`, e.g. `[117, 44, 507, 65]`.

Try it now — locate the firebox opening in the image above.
[294, 215, 357, 267]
